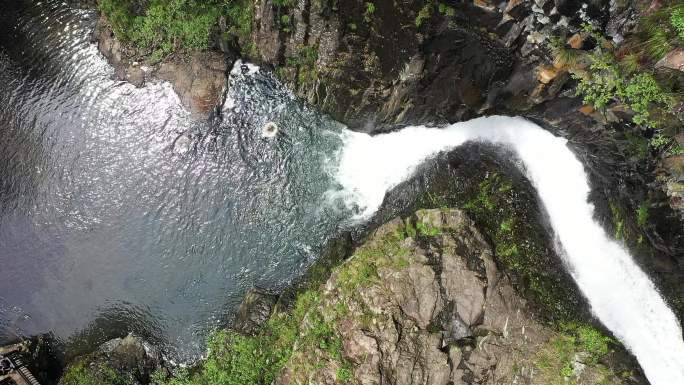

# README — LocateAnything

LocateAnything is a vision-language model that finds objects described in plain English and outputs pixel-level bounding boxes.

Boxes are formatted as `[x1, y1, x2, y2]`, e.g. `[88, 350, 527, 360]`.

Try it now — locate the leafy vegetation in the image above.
[416, 219, 442, 237]
[149, 287, 340, 385]
[280, 15, 291, 33]
[458, 173, 579, 320]
[651, 133, 684, 155]
[60, 361, 129, 385]
[364, 2, 376, 23]
[98, 0, 256, 60]
[609, 200, 627, 241]
[98, 0, 224, 61]
[563, 2, 684, 135]
[414, 1, 455, 27]
[672, 5, 684, 39]
[148, 219, 423, 385]
[284, 44, 319, 88]
[534, 324, 615, 384]
[573, 51, 671, 128]
[438, 3, 455, 17]
[415, 2, 433, 27]
[224, 0, 254, 55]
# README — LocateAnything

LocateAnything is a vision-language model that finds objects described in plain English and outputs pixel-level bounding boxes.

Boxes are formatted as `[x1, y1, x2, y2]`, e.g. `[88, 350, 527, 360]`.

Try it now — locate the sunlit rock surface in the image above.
[275, 209, 645, 385]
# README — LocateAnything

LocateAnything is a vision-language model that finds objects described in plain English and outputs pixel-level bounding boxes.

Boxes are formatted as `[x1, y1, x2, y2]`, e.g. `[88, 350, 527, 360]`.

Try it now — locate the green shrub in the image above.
[225, 0, 254, 55]
[438, 3, 455, 17]
[364, 2, 376, 23]
[670, 5, 684, 39]
[574, 53, 670, 128]
[576, 325, 611, 362]
[636, 202, 649, 228]
[99, 0, 234, 60]
[535, 324, 613, 383]
[151, 289, 326, 385]
[415, 2, 433, 27]
[416, 220, 442, 237]
[61, 361, 129, 385]
[98, 0, 138, 41]
[336, 367, 352, 382]
[280, 14, 291, 32]
[651, 133, 672, 149]
[622, 73, 670, 126]
[670, 145, 684, 155]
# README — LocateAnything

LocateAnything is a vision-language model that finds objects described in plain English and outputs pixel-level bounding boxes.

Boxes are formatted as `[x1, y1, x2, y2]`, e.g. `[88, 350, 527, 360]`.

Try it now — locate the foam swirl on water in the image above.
[334, 115, 684, 385]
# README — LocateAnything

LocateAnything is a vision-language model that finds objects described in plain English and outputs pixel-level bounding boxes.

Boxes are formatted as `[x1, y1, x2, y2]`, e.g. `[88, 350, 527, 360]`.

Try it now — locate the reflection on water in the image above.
[0, 0, 349, 359]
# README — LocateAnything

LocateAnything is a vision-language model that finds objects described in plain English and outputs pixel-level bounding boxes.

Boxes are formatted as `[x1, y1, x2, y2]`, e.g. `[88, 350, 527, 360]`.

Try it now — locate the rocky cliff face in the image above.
[249, 0, 569, 130]
[273, 209, 644, 385]
[246, 0, 684, 321]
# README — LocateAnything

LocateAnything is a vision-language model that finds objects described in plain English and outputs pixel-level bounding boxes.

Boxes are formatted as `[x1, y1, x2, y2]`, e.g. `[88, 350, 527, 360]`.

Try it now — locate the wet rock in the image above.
[675, 133, 684, 147]
[441, 247, 486, 326]
[659, 156, 684, 212]
[156, 52, 230, 118]
[59, 334, 162, 385]
[251, 0, 513, 131]
[126, 65, 145, 88]
[233, 287, 278, 335]
[663, 156, 684, 180]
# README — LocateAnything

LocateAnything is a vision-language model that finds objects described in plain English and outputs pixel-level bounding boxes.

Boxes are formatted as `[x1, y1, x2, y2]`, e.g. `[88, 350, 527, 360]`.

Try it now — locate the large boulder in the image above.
[59, 334, 161, 385]
[156, 52, 230, 118]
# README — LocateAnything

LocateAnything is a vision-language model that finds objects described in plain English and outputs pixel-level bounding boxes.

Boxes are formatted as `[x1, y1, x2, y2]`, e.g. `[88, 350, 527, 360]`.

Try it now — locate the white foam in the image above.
[230, 59, 260, 76]
[333, 115, 684, 385]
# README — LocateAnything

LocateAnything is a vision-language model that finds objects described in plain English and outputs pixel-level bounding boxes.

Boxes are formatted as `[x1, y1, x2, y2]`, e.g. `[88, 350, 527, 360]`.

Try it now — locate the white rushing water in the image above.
[334, 115, 684, 385]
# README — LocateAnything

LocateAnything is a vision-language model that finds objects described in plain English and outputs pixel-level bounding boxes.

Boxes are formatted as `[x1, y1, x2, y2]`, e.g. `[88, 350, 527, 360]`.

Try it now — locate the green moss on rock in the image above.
[60, 361, 130, 385]
[458, 172, 580, 321]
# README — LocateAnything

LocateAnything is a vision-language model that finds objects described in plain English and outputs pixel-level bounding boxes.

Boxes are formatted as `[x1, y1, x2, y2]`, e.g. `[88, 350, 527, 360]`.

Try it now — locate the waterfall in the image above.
[333, 115, 684, 385]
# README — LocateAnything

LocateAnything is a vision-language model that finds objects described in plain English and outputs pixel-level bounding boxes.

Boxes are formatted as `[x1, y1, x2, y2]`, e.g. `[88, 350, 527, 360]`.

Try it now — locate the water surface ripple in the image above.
[0, 0, 347, 359]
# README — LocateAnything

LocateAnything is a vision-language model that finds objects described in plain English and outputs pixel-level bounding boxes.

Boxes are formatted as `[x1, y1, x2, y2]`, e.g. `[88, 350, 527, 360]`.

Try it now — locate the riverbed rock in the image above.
[233, 287, 278, 335]
[274, 209, 646, 385]
[58, 334, 161, 385]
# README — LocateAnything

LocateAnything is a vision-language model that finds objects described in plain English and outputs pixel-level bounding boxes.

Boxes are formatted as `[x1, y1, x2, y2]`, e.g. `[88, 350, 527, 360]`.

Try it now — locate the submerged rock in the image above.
[58, 334, 161, 385]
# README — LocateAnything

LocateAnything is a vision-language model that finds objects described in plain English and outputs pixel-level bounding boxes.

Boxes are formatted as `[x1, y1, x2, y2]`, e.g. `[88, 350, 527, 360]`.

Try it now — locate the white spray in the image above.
[333, 115, 684, 385]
